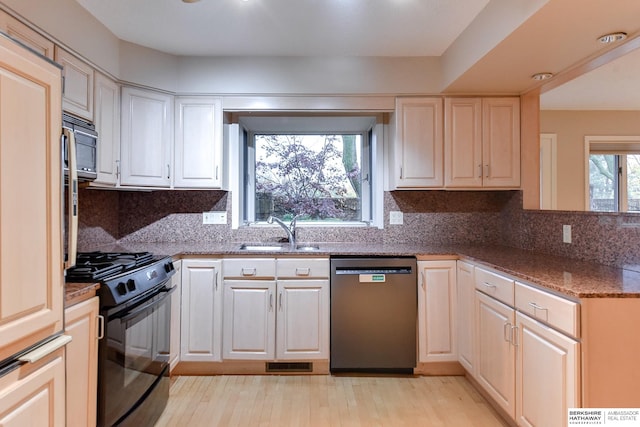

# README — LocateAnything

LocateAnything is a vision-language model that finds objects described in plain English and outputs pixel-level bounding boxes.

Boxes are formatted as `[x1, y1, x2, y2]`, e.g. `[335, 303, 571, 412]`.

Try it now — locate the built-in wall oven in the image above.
[66, 251, 176, 427]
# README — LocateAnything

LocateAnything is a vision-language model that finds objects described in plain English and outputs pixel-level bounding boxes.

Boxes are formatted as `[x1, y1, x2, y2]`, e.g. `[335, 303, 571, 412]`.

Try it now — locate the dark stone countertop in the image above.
[73, 242, 640, 299]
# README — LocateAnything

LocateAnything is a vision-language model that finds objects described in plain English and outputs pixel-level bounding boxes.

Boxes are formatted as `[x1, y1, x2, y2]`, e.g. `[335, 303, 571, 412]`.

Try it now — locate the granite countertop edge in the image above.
[73, 242, 640, 299]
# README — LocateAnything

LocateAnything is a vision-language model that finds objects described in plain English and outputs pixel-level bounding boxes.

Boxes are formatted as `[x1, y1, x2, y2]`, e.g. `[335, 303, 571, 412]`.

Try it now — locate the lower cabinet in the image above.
[64, 296, 100, 427]
[222, 257, 330, 361]
[0, 348, 66, 426]
[468, 263, 580, 427]
[417, 260, 457, 363]
[515, 312, 579, 427]
[456, 260, 476, 374]
[169, 259, 182, 370]
[180, 258, 223, 362]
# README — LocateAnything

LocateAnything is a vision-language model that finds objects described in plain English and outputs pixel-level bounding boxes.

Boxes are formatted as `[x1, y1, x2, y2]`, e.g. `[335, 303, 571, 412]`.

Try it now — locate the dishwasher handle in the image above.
[334, 267, 413, 275]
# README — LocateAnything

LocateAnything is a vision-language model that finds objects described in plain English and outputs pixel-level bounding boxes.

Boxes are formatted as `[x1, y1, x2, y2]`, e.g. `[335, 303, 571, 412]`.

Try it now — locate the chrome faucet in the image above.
[267, 215, 302, 246]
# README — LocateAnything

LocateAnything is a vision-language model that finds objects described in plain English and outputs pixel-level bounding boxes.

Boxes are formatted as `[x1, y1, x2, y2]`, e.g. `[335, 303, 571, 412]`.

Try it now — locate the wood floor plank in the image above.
[155, 375, 509, 427]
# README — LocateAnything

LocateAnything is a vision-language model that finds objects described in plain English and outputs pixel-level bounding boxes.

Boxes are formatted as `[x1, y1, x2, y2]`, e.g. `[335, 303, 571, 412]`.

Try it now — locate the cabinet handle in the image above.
[215, 165, 219, 180]
[421, 271, 426, 290]
[295, 267, 310, 277]
[400, 166, 403, 179]
[115, 160, 120, 179]
[241, 268, 256, 276]
[279, 291, 283, 311]
[482, 282, 496, 290]
[503, 322, 512, 342]
[528, 301, 547, 313]
[269, 293, 273, 311]
[214, 271, 218, 291]
[478, 164, 482, 178]
[484, 164, 490, 178]
[97, 315, 105, 340]
[167, 164, 170, 179]
[511, 325, 519, 347]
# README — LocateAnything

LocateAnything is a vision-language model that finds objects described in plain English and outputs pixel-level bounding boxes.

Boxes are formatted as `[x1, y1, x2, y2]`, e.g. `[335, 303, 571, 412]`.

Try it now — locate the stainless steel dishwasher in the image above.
[330, 256, 417, 373]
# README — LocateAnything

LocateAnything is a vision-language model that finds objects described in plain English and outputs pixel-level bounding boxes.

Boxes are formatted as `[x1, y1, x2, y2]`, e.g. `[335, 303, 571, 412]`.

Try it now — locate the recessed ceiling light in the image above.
[597, 32, 627, 44]
[531, 72, 553, 81]
[182, 0, 201, 3]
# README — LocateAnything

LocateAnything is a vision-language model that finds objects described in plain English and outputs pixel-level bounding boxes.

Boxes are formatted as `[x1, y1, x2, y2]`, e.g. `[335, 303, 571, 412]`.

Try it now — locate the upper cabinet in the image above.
[0, 10, 54, 59]
[93, 73, 120, 185]
[391, 97, 444, 188]
[174, 97, 225, 189]
[445, 97, 520, 189]
[55, 46, 94, 121]
[120, 86, 173, 187]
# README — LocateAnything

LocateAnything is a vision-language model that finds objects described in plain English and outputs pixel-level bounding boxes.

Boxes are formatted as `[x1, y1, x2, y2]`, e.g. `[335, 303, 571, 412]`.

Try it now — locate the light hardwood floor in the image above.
[155, 375, 508, 427]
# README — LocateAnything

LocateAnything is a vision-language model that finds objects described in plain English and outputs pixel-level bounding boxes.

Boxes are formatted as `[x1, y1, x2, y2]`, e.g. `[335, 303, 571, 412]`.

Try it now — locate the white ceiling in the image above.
[73, 0, 490, 57]
[72, 0, 640, 109]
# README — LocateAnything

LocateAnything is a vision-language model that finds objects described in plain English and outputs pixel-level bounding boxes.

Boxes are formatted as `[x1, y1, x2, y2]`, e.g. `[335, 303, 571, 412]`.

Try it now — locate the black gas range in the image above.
[67, 251, 176, 307]
[66, 251, 176, 427]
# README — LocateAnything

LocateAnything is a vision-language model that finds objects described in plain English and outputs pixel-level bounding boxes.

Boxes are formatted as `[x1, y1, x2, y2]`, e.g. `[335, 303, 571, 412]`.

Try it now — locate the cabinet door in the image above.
[120, 86, 173, 187]
[94, 72, 120, 185]
[174, 97, 223, 188]
[0, 35, 64, 362]
[276, 279, 329, 360]
[0, 11, 54, 59]
[169, 260, 182, 370]
[180, 259, 222, 362]
[444, 98, 483, 188]
[475, 291, 516, 418]
[393, 97, 443, 188]
[55, 46, 94, 121]
[64, 297, 99, 427]
[223, 280, 276, 360]
[456, 261, 476, 375]
[417, 260, 457, 363]
[481, 98, 520, 188]
[516, 312, 579, 427]
[0, 349, 66, 427]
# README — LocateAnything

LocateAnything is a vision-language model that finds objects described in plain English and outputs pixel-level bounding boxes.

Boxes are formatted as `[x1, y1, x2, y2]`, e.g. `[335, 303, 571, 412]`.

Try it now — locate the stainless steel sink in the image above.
[295, 244, 320, 251]
[238, 244, 284, 251]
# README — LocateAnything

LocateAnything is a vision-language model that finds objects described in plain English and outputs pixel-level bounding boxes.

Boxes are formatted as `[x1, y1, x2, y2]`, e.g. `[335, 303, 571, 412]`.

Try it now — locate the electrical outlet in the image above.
[389, 211, 403, 225]
[203, 211, 227, 225]
[562, 224, 572, 243]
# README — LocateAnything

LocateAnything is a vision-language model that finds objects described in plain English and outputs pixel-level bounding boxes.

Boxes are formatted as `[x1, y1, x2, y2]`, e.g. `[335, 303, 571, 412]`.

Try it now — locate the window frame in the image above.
[229, 114, 384, 229]
[584, 135, 640, 212]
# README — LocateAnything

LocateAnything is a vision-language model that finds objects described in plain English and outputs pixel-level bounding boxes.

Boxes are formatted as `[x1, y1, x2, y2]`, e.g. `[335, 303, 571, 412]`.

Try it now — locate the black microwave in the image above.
[62, 113, 97, 181]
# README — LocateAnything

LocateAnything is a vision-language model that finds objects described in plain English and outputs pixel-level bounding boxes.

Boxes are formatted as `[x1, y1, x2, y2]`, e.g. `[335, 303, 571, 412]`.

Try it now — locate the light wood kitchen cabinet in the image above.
[444, 97, 520, 188]
[417, 260, 457, 363]
[174, 96, 224, 189]
[93, 72, 120, 185]
[475, 290, 516, 419]
[391, 97, 444, 188]
[55, 46, 94, 121]
[515, 311, 579, 427]
[0, 348, 66, 427]
[65, 297, 100, 427]
[456, 260, 476, 375]
[0, 10, 54, 59]
[169, 260, 182, 371]
[180, 258, 222, 362]
[120, 86, 174, 187]
[222, 258, 330, 361]
[0, 33, 64, 364]
[276, 258, 329, 360]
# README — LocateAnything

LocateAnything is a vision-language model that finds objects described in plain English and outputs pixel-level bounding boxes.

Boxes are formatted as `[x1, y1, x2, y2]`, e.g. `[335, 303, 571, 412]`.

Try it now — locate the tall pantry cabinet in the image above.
[0, 34, 66, 425]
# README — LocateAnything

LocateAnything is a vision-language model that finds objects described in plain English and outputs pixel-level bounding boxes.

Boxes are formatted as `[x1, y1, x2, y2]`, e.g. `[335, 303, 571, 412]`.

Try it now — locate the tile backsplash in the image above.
[78, 187, 640, 270]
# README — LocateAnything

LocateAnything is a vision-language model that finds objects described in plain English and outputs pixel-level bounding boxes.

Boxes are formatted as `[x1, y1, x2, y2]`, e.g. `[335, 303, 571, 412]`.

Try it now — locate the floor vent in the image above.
[265, 362, 312, 373]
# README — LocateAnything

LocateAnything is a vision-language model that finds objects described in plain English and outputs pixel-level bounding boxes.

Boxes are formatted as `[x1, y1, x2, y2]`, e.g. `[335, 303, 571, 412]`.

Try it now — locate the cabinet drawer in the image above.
[223, 258, 276, 278]
[475, 267, 514, 306]
[515, 282, 579, 338]
[277, 258, 330, 278]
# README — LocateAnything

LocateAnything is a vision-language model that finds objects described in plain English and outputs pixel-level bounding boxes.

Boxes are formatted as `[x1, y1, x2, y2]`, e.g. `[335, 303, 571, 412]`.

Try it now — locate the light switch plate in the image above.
[562, 224, 572, 243]
[389, 211, 403, 225]
[203, 211, 227, 225]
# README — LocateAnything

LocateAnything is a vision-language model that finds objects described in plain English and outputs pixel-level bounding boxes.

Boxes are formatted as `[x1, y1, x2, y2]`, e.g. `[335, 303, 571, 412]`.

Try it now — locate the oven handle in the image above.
[118, 286, 176, 323]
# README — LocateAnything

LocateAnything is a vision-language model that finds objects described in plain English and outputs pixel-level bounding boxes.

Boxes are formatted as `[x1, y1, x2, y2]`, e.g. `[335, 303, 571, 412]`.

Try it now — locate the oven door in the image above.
[98, 284, 175, 427]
